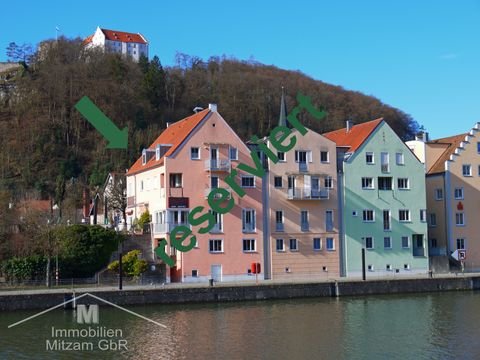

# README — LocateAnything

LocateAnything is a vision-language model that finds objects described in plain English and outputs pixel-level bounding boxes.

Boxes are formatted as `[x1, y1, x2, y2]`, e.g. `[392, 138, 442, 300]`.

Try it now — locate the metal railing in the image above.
[287, 187, 329, 200]
[205, 159, 231, 171]
[153, 222, 189, 234]
[204, 188, 232, 199]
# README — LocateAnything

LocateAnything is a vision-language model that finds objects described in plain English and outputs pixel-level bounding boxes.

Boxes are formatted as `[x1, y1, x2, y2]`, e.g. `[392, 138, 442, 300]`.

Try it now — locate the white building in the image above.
[84, 26, 148, 62]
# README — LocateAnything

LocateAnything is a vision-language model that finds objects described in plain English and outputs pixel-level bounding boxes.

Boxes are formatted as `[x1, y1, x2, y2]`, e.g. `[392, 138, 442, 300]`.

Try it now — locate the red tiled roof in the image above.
[427, 133, 467, 175]
[323, 118, 383, 152]
[83, 34, 94, 45]
[18, 199, 52, 213]
[101, 28, 147, 44]
[127, 109, 210, 175]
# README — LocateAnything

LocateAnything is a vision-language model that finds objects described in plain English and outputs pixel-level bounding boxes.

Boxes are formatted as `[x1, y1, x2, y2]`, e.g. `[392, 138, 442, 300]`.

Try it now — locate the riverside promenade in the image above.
[1, 273, 480, 311]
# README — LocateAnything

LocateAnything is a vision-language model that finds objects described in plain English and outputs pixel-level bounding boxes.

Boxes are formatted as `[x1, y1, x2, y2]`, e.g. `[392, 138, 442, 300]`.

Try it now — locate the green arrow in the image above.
[75, 96, 128, 149]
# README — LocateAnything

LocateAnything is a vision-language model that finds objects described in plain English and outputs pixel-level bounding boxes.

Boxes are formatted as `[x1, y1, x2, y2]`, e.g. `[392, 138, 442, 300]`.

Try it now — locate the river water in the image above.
[1, 291, 480, 359]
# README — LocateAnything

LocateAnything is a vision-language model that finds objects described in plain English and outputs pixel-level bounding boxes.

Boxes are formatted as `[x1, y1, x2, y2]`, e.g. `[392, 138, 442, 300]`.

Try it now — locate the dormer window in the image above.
[142, 149, 147, 165]
[155, 144, 161, 160]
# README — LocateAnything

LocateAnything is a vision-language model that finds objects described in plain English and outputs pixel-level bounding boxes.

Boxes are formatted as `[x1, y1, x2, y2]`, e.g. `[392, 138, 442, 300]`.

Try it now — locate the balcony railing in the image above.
[205, 159, 231, 171]
[287, 187, 329, 200]
[153, 222, 189, 234]
[275, 223, 284, 232]
[204, 188, 232, 199]
[298, 162, 308, 172]
[413, 247, 425, 257]
[381, 164, 390, 173]
[301, 222, 309, 231]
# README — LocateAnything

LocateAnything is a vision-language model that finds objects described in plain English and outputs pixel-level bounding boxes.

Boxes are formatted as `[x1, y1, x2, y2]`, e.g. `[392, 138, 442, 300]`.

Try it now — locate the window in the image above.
[420, 209, 427, 222]
[140, 180, 144, 191]
[242, 209, 256, 232]
[396, 152, 404, 165]
[463, 164, 472, 177]
[276, 239, 285, 252]
[399, 210, 411, 222]
[241, 176, 255, 188]
[404, 264, 410, 270]
[243, 239, 256, 252]
[190, 147, 200, 160]
[326, 237, 335, 251]
[397, 178, 409, 190]
[383, 210, 391, 231]
[229, 147, 238, 160]
[378, 177, 393, 190]
[142, 150, 147, 165]
[155, 145, 161, 160]
[402, 236, 410, 248]
[478, 165, 480, 176]
[381, 152, 390, 173]
[320, 151, 329, 163]
[363, 209, 375, 222]
[277, 152, 285, 161]
[313, 238, 322, 250]
[362, 177, 374, 189]
[456, 212, 465, 226]
[477, 142, 480, 153]
[386, 264, 392, 271]
[430, 238, 438, 248]
[295, 150, 312, 163]
[435, 188, 443, 200]
[367, 265, 374, 271]
[169, 173, 182, 188]
[210, 211, 223, 233]
[274, 176, 283, 188]
[289, 238, 298, 251]
[301, 210, 309, 231]
[192, 270, 199, 277]
[324, 176, 333, 189]
[366, 152, 374, 164]
[209, 239, 223, 253]
[454, 187, 464, 199]
[384, 237, 392, 249]
[457, 238, 465, 250]
[275, 210, 284, 231]
[326, 210, 334, 232]
[365, 237, 374, 249]
[430, 213, 437, 227]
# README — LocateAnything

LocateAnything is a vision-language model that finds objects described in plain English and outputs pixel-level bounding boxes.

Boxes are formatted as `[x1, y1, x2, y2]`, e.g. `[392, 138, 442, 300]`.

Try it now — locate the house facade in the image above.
[126, 105, 264, 283]
[408, 124, 480, 271]
[324, 119, 429, 277]
[84, 27, 148, 62]
[266, 95, 339, 279]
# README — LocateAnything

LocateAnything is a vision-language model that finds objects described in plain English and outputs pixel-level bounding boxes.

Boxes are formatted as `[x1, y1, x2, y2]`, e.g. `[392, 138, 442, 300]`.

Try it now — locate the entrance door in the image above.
[413, 234, 424, 257]
[211, 264, 222, 282]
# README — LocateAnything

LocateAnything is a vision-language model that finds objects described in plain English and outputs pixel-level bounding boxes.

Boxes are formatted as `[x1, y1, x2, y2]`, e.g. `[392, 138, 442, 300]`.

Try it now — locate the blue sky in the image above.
[1, 0, 479, 139]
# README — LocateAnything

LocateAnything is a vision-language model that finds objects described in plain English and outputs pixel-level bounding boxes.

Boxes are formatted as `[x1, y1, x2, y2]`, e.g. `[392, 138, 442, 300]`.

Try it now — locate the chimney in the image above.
[346, 120, 354, 132]
[166, 122, 171, 128]
[415, 131, 429, 142]
[208, 103, 217, 112]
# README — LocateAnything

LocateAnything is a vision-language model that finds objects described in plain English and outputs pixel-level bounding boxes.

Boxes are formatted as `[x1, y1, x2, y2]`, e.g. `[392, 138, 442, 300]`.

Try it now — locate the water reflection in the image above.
[2, 292, 480, 359]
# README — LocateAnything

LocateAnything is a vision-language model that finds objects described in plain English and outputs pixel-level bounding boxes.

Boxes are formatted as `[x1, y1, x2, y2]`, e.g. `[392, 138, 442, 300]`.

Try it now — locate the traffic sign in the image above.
[452, 249, 466, 261]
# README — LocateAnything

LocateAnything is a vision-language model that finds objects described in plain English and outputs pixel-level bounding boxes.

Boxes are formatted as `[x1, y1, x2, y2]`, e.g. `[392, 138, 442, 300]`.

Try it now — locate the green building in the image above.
[324, 119, 429, 277]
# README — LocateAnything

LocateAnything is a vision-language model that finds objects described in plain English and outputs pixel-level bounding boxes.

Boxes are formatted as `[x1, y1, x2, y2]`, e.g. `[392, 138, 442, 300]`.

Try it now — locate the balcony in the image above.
[275, 223, 284, 232]
[413, 248, 425, 257]
[152, 222, 189, 234]
[381, 164, 390, 173]
[204, 188, 232, 199]
[205, 159, 231, 172]
[298, 162, 308, 172]
[287, 187, 329, 200]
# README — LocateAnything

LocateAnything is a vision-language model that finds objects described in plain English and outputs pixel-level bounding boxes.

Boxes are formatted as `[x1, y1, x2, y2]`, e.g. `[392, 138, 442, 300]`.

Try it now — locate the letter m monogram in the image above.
[77, 305, 99, 324]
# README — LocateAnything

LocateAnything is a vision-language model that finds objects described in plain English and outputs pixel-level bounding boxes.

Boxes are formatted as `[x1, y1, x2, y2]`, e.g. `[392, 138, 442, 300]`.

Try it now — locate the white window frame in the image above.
[383, 210, 391, 231]
[435, 188, 443, 200]
[209, 211, 223, 233]
[242, 239, 256, 253]
[384, 236, 392, 249]
[401, 236, 410, 249]
[396, 152, 404, 165]
[366, 152, 374, 164]
[229, 146, 238, 161]
[300, 210, 309, 231]
[324, 176, 333, 189]
[190, 147, 200, 160]
[457, 238, 465, 250]
[276, 238, 285, 252]
[274, 176, 283, 188]
[320, 151, 329, 163]
[326, 237, 335, 251]
[289, 238, 298, 252]
[429, 213, 437, 227]
[277, 152, 286, 162]
[365, 236, 374, 249]
[241, 175, 255, 188]
[209, 239, 223, 253]
[399, 209, 411, 222]
[242, 209, 256, 233]
[463, 164, 472, 177]
[363, 209, 375, 222]
[313, 237, 322, 251]
[455, 212, 465, 226]
[454, 187, 464, 200]
[420, 209, 427, 222]
[397, 178, 410, 190]
[275, 210, 284, 232]
[362, 177, 374, 189]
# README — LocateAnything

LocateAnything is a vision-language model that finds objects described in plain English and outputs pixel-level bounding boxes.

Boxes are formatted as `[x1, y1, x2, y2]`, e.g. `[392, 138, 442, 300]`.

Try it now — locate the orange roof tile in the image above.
[427, 133, 468, 175]
[83, 34, 94, 45]
[101, 28, 147, 44]
[127, 109, 210, 175]
[323, 118, 383, 152]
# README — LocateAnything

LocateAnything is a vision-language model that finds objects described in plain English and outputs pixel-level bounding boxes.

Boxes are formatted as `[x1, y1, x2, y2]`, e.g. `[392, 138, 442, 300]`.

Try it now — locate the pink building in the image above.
[126, 105, 264, 283]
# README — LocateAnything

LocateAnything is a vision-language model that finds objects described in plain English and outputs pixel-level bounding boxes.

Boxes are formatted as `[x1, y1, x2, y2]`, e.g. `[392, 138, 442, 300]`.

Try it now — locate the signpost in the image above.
[451, 249, 467, 273]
